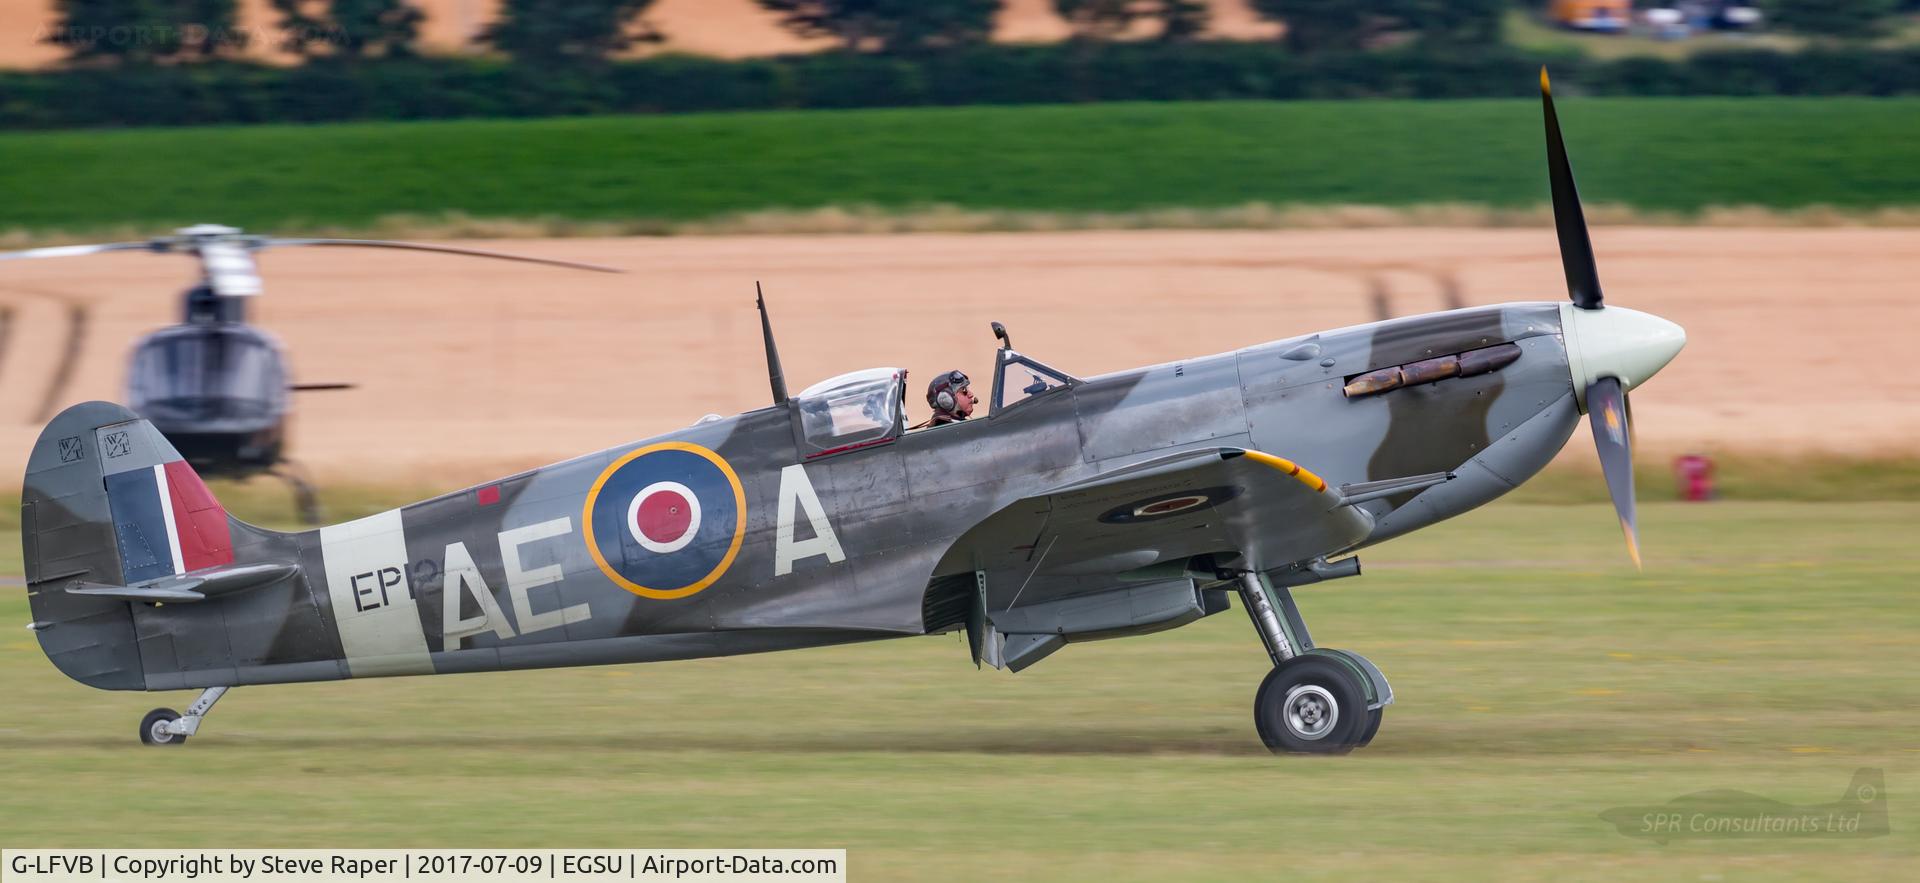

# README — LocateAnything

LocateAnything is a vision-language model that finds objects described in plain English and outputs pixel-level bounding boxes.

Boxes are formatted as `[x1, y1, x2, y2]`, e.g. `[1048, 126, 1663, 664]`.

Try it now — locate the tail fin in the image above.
[22, 401, 235, 689]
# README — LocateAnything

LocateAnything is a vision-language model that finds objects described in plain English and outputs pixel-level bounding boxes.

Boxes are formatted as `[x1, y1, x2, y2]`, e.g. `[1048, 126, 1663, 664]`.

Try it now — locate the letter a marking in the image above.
[775, 464, 846, 577]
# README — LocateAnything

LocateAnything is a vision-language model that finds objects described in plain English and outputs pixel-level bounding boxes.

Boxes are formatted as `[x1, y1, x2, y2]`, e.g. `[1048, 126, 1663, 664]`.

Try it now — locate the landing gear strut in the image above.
[1236, 570, 1390, 755]
[270, 462, 322, 525]
[138, 686, 229, 747]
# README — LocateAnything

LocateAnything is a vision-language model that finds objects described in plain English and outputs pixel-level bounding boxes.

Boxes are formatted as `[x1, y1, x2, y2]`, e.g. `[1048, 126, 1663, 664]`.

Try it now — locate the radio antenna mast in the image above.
[757, 282, 789, 405]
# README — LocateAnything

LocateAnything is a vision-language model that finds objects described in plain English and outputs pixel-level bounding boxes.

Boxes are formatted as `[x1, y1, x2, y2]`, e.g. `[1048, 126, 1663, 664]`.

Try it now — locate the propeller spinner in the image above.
[1540, 69, 1686, 568]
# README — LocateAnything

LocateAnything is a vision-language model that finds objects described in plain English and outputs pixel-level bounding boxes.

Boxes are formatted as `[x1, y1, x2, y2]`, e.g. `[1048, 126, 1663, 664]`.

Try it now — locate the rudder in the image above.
[22, 401, 237, 690]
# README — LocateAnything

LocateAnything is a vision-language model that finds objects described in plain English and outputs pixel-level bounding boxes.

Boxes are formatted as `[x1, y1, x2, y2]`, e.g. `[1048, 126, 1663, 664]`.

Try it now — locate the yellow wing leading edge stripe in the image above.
[1241, 450, 1330, 494]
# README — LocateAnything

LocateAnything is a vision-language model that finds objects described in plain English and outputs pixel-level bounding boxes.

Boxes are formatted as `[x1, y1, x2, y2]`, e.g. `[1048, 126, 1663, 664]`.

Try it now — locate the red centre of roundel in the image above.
[1141, 496, 1204, 515]
[635, 489, 694, 544]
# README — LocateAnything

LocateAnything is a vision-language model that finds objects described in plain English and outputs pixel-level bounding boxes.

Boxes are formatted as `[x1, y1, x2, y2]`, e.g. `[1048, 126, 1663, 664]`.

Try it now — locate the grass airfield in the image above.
[1, 499, 1913, 879]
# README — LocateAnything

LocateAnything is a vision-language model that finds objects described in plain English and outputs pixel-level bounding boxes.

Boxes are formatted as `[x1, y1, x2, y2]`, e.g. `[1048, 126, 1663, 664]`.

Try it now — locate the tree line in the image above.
[44, 1, 1912, 67]
[8, 40, 1917, 130]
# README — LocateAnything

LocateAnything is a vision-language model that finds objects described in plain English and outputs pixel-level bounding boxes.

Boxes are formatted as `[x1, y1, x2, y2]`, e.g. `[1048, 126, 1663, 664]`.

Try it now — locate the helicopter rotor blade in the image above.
[0, 241, 161, 261]
[264, 239, 624, 274]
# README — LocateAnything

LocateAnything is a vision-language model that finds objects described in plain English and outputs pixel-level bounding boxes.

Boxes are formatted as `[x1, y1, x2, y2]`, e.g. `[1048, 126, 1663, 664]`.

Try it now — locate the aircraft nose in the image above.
[1562, 304, 1686, 407]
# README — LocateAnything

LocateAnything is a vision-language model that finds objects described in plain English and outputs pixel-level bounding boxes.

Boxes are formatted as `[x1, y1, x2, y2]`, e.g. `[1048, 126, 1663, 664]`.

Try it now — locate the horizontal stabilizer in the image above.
[63, 561, 299, 604]
[67, 583, 207, 603]
[170, 561, 300, 596]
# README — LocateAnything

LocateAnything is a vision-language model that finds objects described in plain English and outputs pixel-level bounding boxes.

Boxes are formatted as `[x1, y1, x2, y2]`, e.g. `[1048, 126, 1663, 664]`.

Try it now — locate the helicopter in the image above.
[0, 225, 618, 523]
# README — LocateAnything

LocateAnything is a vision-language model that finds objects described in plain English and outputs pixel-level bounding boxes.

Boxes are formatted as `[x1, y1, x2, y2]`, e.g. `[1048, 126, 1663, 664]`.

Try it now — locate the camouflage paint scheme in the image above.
[23, 302, 1576, 693]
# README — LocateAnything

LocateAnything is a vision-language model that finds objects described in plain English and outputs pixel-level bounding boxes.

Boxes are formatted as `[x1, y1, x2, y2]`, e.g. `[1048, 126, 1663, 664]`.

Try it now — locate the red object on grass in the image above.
[1673, 454, 1714, 502]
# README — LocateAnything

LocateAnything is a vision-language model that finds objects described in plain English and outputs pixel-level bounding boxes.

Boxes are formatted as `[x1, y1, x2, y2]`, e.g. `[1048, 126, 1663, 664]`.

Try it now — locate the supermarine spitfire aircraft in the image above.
[20, 73, 1685, 753]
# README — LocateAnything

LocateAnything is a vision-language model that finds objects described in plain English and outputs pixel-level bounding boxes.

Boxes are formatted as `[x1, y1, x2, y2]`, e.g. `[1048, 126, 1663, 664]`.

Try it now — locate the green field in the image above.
[5, 98, 1920, 238]
[1, 500, 1914, 879]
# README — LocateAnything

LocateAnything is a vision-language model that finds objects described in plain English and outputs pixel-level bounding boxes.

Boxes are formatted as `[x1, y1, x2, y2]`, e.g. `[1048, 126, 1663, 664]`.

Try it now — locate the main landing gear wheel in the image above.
[1255, 657, 1369, 755]
[1355, 706, 1384, 749]
[139, 708, 186, 746]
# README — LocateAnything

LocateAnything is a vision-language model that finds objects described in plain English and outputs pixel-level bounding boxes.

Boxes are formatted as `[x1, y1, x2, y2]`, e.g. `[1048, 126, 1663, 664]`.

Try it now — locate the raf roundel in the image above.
[583, 443, 746, 600]
[1097, 485, 1243, 525]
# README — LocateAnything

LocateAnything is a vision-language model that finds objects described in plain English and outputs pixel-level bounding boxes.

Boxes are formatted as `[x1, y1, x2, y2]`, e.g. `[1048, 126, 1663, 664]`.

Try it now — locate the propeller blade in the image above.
[1586, 375, 1639, 569]
[265, 239, 623, 273]
[1541, 67, 1603, 311]
[0, 241, 158, 261]
[1624, 389, 1638, 450]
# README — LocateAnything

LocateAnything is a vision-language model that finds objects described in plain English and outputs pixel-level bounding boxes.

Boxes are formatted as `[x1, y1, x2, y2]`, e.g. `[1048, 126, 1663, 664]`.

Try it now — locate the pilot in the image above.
[915, 370, 975, 429]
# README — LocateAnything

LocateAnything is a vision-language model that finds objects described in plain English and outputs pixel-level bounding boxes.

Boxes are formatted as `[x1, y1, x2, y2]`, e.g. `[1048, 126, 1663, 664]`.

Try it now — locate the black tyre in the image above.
[1355, 706, 1383, 748]
[140, 708, 186, 746]
[1254, 657, 1368, 754]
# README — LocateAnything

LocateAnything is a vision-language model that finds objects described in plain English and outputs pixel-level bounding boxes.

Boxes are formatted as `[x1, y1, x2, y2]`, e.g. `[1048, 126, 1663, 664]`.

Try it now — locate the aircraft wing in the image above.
[948, 447, 1379, 611]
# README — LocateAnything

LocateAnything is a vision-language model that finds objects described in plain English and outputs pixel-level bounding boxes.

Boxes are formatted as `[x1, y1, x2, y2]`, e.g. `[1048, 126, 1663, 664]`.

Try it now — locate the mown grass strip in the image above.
[3, 500, 1916, 879]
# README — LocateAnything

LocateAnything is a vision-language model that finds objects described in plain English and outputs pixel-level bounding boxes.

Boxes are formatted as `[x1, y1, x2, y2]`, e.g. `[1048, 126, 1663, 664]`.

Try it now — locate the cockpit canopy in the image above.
[796, 367, 905, 457]
[787, 345, 1079, 459]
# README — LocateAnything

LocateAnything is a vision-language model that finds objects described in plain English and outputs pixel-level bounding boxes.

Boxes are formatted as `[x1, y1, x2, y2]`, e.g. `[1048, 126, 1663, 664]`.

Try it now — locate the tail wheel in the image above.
[1255, 657, 1368, 754]
[139, 708, 186, 747]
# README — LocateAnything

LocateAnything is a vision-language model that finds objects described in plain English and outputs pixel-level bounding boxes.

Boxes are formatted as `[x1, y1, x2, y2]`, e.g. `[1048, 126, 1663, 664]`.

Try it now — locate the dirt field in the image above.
[0, 0, 1282, 69]
[0, 227, 1913, 487]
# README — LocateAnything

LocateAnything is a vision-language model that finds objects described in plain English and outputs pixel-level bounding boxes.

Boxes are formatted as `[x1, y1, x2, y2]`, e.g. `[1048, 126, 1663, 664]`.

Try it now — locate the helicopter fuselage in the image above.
[126, 317, 290, 477]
